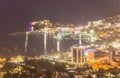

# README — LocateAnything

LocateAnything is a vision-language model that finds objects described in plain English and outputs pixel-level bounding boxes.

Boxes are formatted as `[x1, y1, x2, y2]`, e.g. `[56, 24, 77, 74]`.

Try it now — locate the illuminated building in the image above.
[109, 50, 115, 61]
[10, 55, 24, 64]
[115, 55, 120, 62]
[114, 51, 120, 62]
[93, 20, 103, 26]
[87, 51, 94, 61]
[88, 21, 93, 27]
[71, 46, 85, 64]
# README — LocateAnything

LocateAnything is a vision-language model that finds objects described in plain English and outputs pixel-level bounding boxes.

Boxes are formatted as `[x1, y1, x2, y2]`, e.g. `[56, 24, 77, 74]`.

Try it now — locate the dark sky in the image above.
[0, 0, 120, 38]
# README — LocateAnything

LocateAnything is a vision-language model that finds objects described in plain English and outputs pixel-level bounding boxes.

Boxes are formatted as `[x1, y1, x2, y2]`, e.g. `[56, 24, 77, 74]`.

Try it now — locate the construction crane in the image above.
[9, 20, 96, 56]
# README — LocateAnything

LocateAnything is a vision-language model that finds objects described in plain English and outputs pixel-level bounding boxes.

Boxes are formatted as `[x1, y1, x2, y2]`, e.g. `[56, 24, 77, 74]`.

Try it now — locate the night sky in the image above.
[0, 0, 119, 43]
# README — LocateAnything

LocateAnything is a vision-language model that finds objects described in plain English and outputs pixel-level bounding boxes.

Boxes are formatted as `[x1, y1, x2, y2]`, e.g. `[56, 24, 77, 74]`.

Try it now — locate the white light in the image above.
[55, 55, 59, 59]
[90, 30, 94, 34]
[113, 43, 120, 48]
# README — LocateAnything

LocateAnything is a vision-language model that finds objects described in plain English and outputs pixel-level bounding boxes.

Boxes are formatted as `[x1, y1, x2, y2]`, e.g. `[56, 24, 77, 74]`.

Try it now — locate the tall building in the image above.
[71, 46, 85, 64]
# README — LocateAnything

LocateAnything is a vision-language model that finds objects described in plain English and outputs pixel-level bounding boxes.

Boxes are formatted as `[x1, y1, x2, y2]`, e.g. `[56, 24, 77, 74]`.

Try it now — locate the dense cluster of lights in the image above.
[8, 15, 120, 76]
